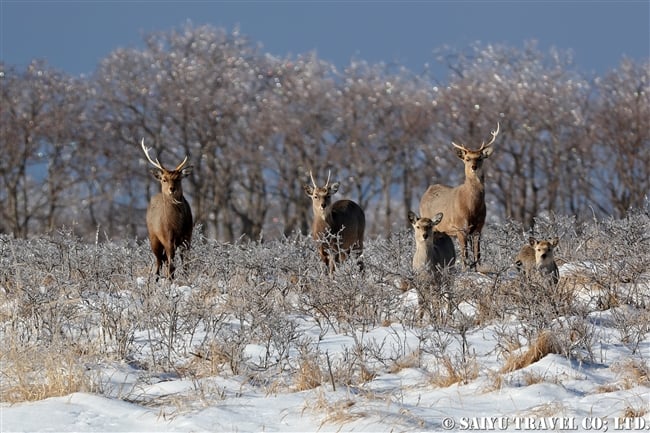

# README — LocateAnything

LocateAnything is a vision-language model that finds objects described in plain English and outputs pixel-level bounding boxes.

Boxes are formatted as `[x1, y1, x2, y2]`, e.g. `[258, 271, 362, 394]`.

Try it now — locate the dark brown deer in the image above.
[303, 171, 365, 274]
[141, 139, 193, 279]
[419, 123, 499, 270]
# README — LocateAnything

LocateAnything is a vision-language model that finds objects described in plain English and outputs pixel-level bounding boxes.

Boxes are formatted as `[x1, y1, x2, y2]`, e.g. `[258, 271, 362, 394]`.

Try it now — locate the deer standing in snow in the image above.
[141, 139, 193, 279]
[303, 171, 365, 274]
[408, 211, 456, 319]
[419, 123, 499, 270]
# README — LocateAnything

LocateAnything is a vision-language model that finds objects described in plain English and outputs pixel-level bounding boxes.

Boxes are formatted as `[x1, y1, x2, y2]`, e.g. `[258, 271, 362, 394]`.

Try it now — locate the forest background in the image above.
[2, 23, 649, 242]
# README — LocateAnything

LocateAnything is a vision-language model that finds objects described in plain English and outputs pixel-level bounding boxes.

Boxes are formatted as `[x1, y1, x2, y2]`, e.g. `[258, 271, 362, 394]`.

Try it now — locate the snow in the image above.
[2, 267, 649, 432]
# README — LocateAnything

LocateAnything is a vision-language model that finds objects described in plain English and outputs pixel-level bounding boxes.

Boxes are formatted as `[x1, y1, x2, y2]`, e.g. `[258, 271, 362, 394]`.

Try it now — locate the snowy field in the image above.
[1, 213, 649, 432]
[2, 311, 649, 432]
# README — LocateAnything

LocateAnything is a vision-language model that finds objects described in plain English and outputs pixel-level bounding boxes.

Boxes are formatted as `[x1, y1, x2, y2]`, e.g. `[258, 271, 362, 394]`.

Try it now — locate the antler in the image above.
[174, 155, 189, 171]
[142, 138, 190, 171]
[309, 170, 332, 187]
[479, 122, 500, 151]
[451, 140, 468, 152]
[324, 170, 331, 188]
[451, 122, 500, 152]
[141, 139, 164, 171]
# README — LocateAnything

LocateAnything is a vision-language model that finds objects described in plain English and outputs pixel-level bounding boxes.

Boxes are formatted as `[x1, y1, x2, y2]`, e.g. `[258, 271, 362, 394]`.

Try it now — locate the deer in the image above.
[303, 170, 365, 274]
[141, 139, 193, 279]
[419, 122, 499, 271]
[408, 211, 456, 320]
[515, 236, 560, 286]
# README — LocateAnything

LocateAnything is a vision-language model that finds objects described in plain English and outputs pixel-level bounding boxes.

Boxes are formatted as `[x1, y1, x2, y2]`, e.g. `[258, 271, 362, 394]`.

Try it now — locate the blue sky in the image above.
[1, 1, 649, 78]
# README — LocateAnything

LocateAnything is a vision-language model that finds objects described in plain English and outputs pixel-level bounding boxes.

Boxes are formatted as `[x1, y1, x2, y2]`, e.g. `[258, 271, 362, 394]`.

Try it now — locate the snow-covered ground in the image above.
[2, 331, 648, 432]
[2, 277, 649, 431]
[1, 226, 649, 432]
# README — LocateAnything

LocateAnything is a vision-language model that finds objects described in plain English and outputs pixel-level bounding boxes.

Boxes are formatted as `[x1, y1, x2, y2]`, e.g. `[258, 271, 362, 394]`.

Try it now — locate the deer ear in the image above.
[407, 211, 417, 225]
[151, 169, 163, 180]
[431, 212, 444, 226]
[329, 182, 340, 194]
[303, 184, 314, 196]
[454, 148, 465, 159]
[181, 166, 193, 177]
[482, 147, 494, 158]
[550, 237, 559, 247]
[528, 237, 537, 246]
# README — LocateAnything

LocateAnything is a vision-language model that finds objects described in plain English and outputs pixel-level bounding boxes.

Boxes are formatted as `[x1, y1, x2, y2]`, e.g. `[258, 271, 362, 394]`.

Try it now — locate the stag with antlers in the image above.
[419, 123, 499, 270]
[303, 170, 366, 274]
[141, 139, 193, 279]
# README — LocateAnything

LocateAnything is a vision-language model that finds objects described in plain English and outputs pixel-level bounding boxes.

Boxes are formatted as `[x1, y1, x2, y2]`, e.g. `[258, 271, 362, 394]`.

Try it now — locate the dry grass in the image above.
[302, 390, 365, 427]
[388, 350, 421, 374]
[521, 371, 548, 386]
[621, 405, 648, 418]
[294, 353, 323, 391]
[430, 355, 479, 387]
[596, 359, 650, 393]
[500, 331, 560, 373]
[359, 364, 377, 383]
[0, 212, 648, 412]
[522, 400, 568, 417]
[178, 345, 225, 380]
[481, 370, 505, 393]
[1, 343, 94, 403]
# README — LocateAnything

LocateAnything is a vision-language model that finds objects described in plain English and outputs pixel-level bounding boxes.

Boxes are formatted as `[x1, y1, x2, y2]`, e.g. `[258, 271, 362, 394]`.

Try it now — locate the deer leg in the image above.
[456, 232, 469, 270]
[328, 257, 336, 275]
[417, 288, 426, 322]
[178, 237, 191, 274]
[353, 242, 364, 272]
[472, 232, 482, 269]
[150, 237, 164, 278]
[415, 276, 435, 323]
[325, 247, 336, 275]
[319, 245, 332, 274]
[165, 245, 176, 279]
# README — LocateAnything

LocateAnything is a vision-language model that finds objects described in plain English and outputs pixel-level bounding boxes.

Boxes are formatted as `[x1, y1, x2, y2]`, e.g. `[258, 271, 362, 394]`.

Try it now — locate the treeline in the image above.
[1, 24, 648, 242]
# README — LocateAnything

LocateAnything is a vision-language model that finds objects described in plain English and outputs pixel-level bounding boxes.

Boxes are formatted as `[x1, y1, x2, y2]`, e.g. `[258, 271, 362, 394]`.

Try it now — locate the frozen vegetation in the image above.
[1, 210, 649, 431]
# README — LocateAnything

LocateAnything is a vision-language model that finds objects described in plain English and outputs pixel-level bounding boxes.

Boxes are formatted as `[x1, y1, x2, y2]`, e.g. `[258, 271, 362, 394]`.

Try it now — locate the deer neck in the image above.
[465, 164, 486, 184]
[461, 174, 485, 202]
[413, 243, 432, 270]
[164, 193, 186, 207]
[313, 204, 330, 222]
[312, 209, 331, 235]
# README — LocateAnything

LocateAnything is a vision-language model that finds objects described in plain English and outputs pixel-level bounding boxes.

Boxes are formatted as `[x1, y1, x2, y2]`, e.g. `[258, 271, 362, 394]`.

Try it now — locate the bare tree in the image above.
[591, 58, 650, 217]
[261, 53, 341, 238]
[0, 61, 91, 237]
[3, 27, 648, 241]
[436, 42, 595, 228]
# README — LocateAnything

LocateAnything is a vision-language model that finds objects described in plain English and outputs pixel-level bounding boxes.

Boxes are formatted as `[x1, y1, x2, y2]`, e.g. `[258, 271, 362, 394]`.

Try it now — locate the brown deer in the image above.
[303, 171, 365, 274]
[141, 139, 193, 279]
[419, 123, 499, 270]
[515, 236, 560, 286]
[408, 211, 456, 274]
[408, 211, 456, 319]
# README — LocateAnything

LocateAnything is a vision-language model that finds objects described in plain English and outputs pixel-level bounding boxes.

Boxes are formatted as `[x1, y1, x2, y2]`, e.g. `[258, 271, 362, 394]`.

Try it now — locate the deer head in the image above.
[529, 236, 559, 265]
[141, 139, 192, 203]
[303, 170, 340, 216]
[451, 122, 499, 177]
